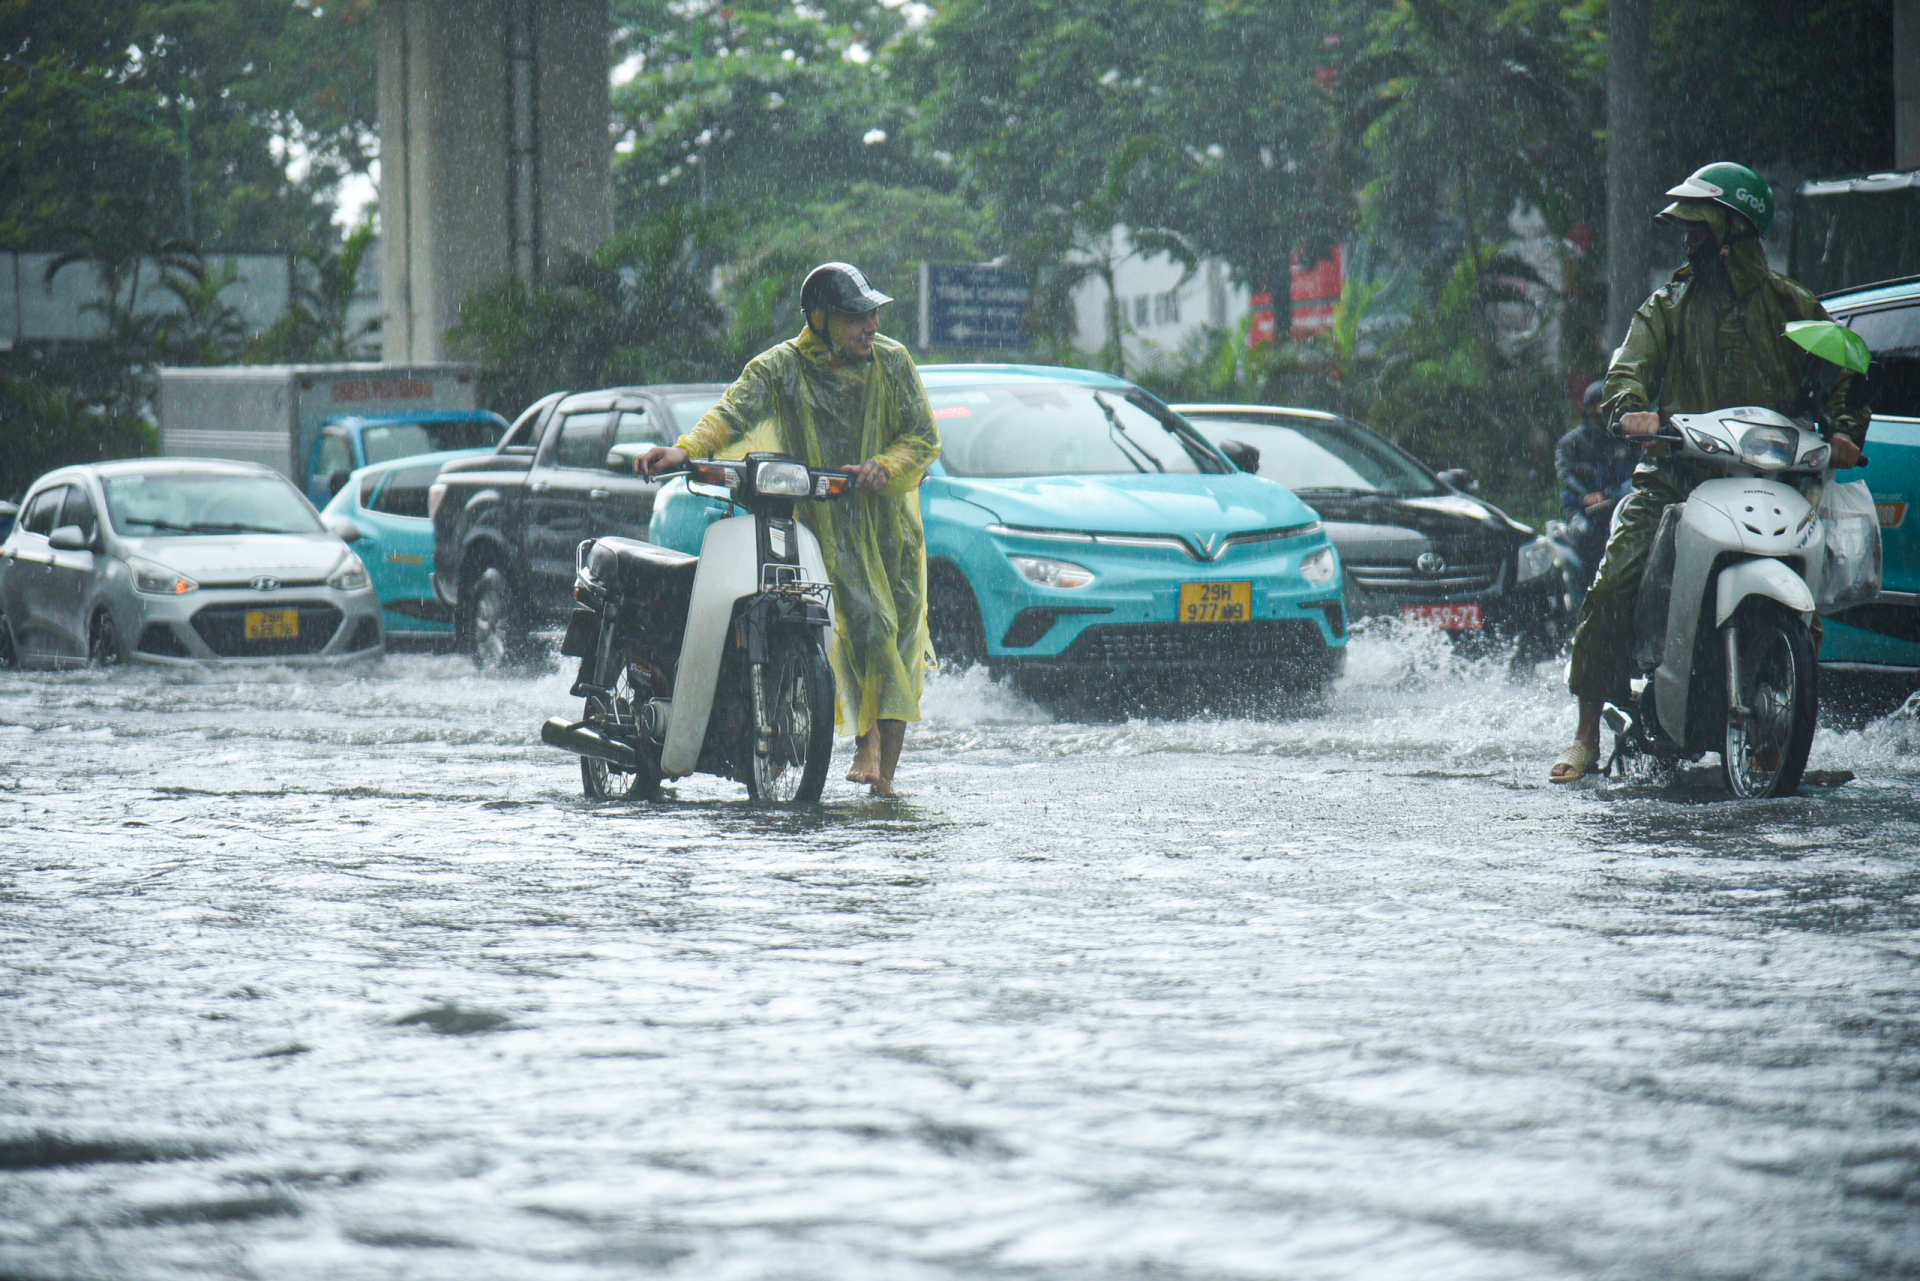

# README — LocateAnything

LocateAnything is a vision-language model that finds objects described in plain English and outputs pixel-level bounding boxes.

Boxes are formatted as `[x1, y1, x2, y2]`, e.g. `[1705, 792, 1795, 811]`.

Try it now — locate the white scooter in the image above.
[1604, 407, 1841, 798]
[541, 452, 850, 806]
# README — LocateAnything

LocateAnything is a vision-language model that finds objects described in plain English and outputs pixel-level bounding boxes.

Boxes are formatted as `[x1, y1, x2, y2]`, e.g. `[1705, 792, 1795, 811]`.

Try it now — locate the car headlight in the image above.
[1299, 545, 1337, 586]
[327, 552, 371, 592]
[754, 460, 812, 497]
[127, 555, 198, 596]
[1517, 536, 1557, 583]
[1009, 555, 1095, 589]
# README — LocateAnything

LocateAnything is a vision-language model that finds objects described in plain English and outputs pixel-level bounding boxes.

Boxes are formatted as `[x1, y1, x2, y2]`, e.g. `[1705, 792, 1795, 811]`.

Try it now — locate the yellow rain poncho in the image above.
[675, 327, 942, 735]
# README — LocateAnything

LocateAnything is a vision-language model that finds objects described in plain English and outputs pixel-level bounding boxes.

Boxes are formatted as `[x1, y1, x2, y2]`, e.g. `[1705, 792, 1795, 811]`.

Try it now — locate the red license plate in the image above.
[1401, 603, 1482, 631]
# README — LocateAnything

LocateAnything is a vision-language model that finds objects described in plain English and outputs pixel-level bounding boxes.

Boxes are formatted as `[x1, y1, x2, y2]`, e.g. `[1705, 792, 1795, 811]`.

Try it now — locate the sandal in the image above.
[1549, 740, 1599, 783]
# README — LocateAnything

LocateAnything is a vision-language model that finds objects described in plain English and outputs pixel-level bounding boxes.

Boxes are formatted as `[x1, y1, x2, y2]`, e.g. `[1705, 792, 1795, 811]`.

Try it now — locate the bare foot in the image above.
[846, 759, 878, 784]
[868, 777, 897, 798]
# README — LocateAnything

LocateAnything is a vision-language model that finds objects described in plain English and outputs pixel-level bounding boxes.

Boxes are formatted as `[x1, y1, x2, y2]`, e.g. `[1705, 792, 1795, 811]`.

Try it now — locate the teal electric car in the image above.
[649, 364, 1348, 708]
[319, 448, 492, 641]
[1818, 277, 1920, 683]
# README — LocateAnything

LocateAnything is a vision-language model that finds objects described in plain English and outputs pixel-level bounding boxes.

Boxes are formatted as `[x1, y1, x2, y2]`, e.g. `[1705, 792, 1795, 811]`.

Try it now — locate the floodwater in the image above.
[3, 628, 1918, 1281]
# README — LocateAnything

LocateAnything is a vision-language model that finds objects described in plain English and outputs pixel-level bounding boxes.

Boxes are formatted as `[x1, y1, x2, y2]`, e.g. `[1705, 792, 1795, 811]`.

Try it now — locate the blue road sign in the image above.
[920, 263, 1029, 352]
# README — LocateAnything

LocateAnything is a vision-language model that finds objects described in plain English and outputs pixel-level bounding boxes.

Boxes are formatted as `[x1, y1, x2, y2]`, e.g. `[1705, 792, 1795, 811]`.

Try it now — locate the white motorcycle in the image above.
[541, 452, 850, 806]
[1604, 407, 1845, 798]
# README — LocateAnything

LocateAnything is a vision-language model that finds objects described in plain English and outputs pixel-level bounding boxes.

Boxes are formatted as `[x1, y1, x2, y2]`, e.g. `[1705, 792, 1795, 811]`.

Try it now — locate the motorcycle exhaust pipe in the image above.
[540, 716, 639, 770]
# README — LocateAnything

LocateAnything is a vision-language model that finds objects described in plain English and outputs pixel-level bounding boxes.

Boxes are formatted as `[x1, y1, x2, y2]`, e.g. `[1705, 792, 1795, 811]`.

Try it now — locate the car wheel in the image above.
[926, 563, 987, 671]
[465, 566, 526, 669]
[87, 608, 122, 667]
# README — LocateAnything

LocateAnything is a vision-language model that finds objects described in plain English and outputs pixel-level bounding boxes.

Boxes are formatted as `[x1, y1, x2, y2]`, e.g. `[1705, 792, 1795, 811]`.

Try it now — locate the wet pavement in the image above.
[3, 628, 1918, 1280]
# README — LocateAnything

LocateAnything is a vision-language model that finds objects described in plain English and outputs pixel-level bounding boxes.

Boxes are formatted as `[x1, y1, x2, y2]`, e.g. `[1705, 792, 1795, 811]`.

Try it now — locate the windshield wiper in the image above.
[1292, 486, 1379, 497]
[184, 521, 298, 534]
[1092, 392, 1162, 473]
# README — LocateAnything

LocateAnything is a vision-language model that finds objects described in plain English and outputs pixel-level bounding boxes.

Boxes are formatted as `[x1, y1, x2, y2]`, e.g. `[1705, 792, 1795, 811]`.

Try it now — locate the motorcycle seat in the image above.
[588, 536, 698, 597]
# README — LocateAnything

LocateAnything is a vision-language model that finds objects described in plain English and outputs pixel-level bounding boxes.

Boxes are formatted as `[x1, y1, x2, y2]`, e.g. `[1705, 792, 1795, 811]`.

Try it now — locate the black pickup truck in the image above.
[429, 383, 726, 664]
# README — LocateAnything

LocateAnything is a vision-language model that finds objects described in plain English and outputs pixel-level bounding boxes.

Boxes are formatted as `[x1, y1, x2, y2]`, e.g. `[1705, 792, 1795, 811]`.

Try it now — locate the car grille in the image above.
[191, 601, 342, 657]
[1346, 560, 1502, 595]
[1058, 621, 1329, 666]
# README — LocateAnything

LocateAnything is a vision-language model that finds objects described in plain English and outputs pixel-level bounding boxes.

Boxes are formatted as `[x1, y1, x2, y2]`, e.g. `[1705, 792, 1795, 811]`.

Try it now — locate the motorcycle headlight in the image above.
[127, 555, 198, 596]
[1299, 545, 1337, 585]
[327, 552, 371, 592]
[1737, 425, 1797, 471]
[1009, 555, 1095, 589]
[754, 460, 812, 497]
[1516, 536, 1557, 583]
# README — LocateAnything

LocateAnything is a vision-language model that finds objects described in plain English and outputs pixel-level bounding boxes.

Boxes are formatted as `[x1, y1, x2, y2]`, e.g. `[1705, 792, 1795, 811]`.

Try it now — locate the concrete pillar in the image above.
[1605, 0, 1657, 357]
[378, 0, 611, 363]
[1899, 0, 1920, 170]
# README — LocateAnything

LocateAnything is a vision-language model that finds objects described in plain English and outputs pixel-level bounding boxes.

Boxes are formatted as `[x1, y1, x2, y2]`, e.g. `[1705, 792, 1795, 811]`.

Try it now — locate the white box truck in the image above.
[157, 363, 489, 502]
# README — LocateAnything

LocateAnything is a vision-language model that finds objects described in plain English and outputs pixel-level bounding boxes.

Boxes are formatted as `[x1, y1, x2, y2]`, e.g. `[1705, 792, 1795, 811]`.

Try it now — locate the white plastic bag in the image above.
[1816, 478, 1882, 613]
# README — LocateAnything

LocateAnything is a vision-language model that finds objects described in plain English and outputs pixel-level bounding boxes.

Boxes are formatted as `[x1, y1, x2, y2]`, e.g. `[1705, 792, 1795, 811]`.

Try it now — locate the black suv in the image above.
[1175, 403, 1572, 654]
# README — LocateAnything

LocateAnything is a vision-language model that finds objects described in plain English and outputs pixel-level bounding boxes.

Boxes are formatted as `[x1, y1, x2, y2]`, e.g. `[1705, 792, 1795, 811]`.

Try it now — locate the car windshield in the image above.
[933, 383, 1223, 477]
[361, 418, 504, 465]
[1189, 414, 1446, 496]
[662, 393, 724, 432]
[103, 472, 323, 536]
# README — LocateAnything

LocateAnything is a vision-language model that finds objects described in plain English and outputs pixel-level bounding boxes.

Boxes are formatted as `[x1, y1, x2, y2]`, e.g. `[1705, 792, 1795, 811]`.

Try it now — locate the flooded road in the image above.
[3, 630, 1919, 1280]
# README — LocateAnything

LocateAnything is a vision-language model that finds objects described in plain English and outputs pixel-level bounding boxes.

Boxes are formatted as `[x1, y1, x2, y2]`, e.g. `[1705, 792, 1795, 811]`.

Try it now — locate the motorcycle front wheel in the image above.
[1721, 602, 1817, 799]
[581, 656, 660, 802]
[744, 635, 834, 806]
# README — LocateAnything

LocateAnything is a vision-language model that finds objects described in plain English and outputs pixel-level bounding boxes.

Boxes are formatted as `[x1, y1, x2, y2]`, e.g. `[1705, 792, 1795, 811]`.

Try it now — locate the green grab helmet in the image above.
[1663, 162, 1773, 238]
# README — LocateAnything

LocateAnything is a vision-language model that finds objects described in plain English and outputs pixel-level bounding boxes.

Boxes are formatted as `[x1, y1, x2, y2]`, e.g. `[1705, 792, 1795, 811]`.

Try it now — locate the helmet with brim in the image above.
[800, 262, 893, 317]
[1661, 162, 1773, 238]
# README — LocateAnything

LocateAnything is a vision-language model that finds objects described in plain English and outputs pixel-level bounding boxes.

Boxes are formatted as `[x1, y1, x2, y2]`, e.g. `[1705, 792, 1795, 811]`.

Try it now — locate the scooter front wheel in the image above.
[744, 636, 834, 806]
[1721, 602, 1817, 799]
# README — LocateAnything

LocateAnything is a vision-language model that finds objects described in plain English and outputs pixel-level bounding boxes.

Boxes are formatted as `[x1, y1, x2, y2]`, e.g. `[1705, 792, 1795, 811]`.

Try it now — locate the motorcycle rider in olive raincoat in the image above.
[635, 263, 941, 797]
[1549, 163, 1866, 782]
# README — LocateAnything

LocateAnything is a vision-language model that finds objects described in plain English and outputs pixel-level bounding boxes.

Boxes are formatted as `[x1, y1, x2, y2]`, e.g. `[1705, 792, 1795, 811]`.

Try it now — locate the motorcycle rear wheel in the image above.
[1721, 602, 1817, 799]
[744, 635, 834, 806]
[581, 657, 660, 801]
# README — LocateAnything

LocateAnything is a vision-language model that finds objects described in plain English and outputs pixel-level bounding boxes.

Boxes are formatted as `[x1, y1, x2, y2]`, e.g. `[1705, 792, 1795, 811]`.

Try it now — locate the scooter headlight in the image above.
[754, 461, 812, 497]
[1516, 536, 1557, 583]
[1009, 555, 1095, 589]
[1299, 545, 1337, 585]
[1737, 425, 1797, 471]
[327, 551, 371, 592]
[127, 555, 198, 596]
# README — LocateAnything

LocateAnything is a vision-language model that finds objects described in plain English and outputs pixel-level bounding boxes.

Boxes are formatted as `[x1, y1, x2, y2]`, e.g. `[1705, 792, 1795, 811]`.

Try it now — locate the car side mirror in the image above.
[328, 470, 351, 498]
[1218, 439, 1261, 473]
[49, 525, 90, 552]
[323, 514, 364, 544]
[606, 442, 648, 474]
[1437, 468, 1478, 493]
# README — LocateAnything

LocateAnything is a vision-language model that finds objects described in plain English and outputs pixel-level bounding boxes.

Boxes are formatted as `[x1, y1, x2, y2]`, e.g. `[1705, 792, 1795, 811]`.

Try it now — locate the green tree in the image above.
[447, 217, 727, 417]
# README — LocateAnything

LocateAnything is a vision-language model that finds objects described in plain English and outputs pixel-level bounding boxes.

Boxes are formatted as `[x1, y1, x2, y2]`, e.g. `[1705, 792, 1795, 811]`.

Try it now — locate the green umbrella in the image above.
[1784, 319, 1872, 374]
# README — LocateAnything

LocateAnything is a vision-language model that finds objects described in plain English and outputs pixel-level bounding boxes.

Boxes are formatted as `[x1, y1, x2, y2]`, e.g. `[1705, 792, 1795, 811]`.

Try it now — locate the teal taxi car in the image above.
[649, 364, 1347, 709]
[1819, 277, 1920, 685]
[319, 448, 491, 641]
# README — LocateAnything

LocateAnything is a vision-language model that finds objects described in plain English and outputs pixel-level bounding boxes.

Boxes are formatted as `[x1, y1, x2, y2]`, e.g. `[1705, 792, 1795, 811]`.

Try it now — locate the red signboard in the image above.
[1290, 244, 1343, 341]
[331, 379, 436, 403]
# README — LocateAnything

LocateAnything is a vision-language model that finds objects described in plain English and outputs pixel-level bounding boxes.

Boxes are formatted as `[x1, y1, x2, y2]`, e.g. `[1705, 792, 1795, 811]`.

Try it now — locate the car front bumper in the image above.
[969, 531, 1348, 680]
[125, 583, 385, 663]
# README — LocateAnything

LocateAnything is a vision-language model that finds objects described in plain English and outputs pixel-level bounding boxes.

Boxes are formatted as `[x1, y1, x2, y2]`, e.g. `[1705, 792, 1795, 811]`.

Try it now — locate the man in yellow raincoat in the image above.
[634, 262, 941, 796]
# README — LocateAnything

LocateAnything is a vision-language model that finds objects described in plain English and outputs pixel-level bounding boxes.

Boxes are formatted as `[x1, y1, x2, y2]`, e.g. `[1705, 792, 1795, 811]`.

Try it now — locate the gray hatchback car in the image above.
[0, 458, 383, 667]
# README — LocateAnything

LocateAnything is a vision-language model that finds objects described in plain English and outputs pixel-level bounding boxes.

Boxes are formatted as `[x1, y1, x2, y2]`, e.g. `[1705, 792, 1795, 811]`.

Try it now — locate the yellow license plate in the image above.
[244, 609, 299, 640]
[1179, 580, 1251, 623]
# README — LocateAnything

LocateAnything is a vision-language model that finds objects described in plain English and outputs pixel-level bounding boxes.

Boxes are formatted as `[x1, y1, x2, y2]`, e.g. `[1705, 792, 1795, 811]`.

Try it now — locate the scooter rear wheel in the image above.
[581, 657, 660, 802]
[1722, 601, 1817, 799]
[744, 635, 834, 806]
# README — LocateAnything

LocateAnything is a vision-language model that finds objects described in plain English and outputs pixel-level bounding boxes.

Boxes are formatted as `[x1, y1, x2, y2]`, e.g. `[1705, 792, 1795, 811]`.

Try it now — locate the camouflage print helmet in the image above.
[799, 262, 893, 317]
